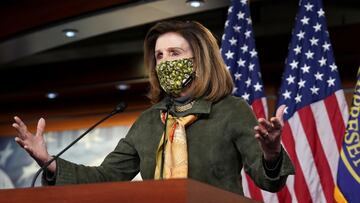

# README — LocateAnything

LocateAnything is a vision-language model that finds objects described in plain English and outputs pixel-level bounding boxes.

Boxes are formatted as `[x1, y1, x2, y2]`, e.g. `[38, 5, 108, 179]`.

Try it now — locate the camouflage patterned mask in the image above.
[156, 58, 195, 96]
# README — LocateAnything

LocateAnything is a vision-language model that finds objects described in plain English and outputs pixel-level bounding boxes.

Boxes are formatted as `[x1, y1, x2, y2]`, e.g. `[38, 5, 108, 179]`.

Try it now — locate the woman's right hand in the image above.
[12, 116, 56, 172]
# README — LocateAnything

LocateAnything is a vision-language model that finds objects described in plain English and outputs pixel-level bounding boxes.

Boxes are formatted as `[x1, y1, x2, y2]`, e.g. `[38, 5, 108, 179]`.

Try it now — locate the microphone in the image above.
[30, 102, 127, 187]
[160, 97, 173, 179]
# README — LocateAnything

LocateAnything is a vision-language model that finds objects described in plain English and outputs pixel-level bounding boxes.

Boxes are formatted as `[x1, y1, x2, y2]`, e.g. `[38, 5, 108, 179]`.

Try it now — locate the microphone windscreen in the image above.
[114, 102, 127, 113]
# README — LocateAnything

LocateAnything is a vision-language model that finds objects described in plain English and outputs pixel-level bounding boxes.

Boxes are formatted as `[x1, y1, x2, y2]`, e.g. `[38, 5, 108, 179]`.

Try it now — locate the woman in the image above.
[12, 21, 294, 195]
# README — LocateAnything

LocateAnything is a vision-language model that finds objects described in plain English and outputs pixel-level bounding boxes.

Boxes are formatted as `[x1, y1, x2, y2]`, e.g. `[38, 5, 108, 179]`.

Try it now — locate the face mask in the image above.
[156, 57, 195, 96]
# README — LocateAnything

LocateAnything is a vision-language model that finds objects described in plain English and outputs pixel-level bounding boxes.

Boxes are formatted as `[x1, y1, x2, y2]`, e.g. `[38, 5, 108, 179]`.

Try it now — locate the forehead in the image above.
[155, 32, 190, 51]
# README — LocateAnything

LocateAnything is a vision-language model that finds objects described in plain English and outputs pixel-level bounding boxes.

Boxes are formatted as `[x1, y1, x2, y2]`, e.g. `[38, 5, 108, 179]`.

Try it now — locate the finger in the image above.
[13, 116, 29, 136]
[254, 125, 268, 139]
[254, 133, 265, 142]
[12, 123, 26, 139]
[36, 118, 46, 137]
[14, 137, 26, 148]
[12, 123, 20, 132]
[258, 118, 273, 132]
[15, 136, 35, 158]
[23, 145, 31, 152]
[22, 145, 35, 157]
[14, 116, 27, 129]
[275, 105, 286, 126]
[270, 117, 283, 130]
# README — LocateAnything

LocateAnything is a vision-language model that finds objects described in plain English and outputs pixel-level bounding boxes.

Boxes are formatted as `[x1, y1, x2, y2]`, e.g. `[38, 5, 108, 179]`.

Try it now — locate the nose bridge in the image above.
[158, 50, 172, 64]
[163, 49, 173, 61]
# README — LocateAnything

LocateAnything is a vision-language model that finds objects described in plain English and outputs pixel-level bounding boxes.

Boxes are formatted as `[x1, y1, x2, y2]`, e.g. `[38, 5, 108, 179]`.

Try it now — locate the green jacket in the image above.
[44, 95, 295, 195]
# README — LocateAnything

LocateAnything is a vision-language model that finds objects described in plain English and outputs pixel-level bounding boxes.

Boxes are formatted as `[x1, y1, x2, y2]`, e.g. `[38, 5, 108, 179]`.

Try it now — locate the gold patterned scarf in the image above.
[154, 112, 197, 179]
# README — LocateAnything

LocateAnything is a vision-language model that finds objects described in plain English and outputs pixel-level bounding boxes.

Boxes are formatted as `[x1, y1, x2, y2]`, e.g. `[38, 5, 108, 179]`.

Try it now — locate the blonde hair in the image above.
[144, 21, 234, 104]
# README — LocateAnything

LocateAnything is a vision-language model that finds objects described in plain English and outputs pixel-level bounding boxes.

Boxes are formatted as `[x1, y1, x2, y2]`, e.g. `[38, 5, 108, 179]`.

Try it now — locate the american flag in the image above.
[220, 0, 271, 202]
[221, 0, 268, 119]
[276, 0, 348, 202]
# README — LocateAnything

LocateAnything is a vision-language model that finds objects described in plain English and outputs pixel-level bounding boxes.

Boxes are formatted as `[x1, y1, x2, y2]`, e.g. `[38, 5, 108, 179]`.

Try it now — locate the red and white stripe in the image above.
[243, 90, 348, 203]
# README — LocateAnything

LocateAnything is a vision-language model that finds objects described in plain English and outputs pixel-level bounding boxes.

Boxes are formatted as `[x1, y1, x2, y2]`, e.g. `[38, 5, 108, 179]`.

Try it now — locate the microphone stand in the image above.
[30, 102, 127, 187]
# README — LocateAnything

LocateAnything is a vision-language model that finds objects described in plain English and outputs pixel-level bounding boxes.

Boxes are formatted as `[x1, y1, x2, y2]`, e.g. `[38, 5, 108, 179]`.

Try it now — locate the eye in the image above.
[155, 52, 163, 60]
[170, 51, 180, 56]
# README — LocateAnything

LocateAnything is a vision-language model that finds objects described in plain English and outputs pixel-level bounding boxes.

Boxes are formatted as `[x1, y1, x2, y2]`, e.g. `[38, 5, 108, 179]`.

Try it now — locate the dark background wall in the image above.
[0, 0, 359, 135]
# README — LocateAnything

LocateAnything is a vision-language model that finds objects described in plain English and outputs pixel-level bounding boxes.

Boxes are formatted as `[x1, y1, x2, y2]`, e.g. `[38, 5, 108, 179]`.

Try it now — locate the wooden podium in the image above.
[0, 179, 260, 203]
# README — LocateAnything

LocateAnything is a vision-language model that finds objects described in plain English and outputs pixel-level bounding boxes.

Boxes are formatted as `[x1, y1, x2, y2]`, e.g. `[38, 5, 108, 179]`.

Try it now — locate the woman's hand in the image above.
[12, 116, 56, 172]
[254, 105, 286, 161]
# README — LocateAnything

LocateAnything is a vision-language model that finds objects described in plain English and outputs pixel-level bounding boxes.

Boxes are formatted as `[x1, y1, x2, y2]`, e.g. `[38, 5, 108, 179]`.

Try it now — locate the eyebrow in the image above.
[154, 47, 186, 54]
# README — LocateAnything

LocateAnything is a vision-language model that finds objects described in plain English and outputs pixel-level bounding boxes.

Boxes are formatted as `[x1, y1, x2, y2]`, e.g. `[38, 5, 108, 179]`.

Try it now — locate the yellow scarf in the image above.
[154, 112, 197, 179]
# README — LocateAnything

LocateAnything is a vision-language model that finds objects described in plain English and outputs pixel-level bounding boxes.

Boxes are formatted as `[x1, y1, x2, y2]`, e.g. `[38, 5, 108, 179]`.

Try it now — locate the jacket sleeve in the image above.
[42, 120, 141, 186]
[232, 99, 295, 192]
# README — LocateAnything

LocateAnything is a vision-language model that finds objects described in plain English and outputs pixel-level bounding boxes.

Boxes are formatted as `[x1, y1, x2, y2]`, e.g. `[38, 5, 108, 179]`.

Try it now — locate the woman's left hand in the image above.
[254, 105, 286, 161]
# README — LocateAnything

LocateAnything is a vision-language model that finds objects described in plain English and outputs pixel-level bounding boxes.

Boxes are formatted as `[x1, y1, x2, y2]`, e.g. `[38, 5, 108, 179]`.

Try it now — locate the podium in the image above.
[0, 179, 260, 203]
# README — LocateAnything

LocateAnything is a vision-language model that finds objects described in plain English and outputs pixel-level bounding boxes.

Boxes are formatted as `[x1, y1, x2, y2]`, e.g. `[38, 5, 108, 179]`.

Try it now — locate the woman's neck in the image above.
[173, 94, 192, 104]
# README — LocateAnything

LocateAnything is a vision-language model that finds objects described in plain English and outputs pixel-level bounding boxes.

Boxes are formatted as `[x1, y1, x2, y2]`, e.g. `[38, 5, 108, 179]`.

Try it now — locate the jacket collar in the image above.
[153, 97, 212, 117]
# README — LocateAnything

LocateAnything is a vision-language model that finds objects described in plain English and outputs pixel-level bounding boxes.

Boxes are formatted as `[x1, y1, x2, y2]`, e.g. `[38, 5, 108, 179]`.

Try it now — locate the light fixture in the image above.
[186, 0, 205, 8]
[62, 29, 78, 38]
[46, 92, 58, 99]
[116, 84, 130, 91]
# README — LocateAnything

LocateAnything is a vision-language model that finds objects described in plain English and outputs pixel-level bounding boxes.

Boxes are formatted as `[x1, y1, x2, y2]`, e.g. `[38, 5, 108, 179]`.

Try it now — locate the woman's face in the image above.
[154, 32, 193, 65]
